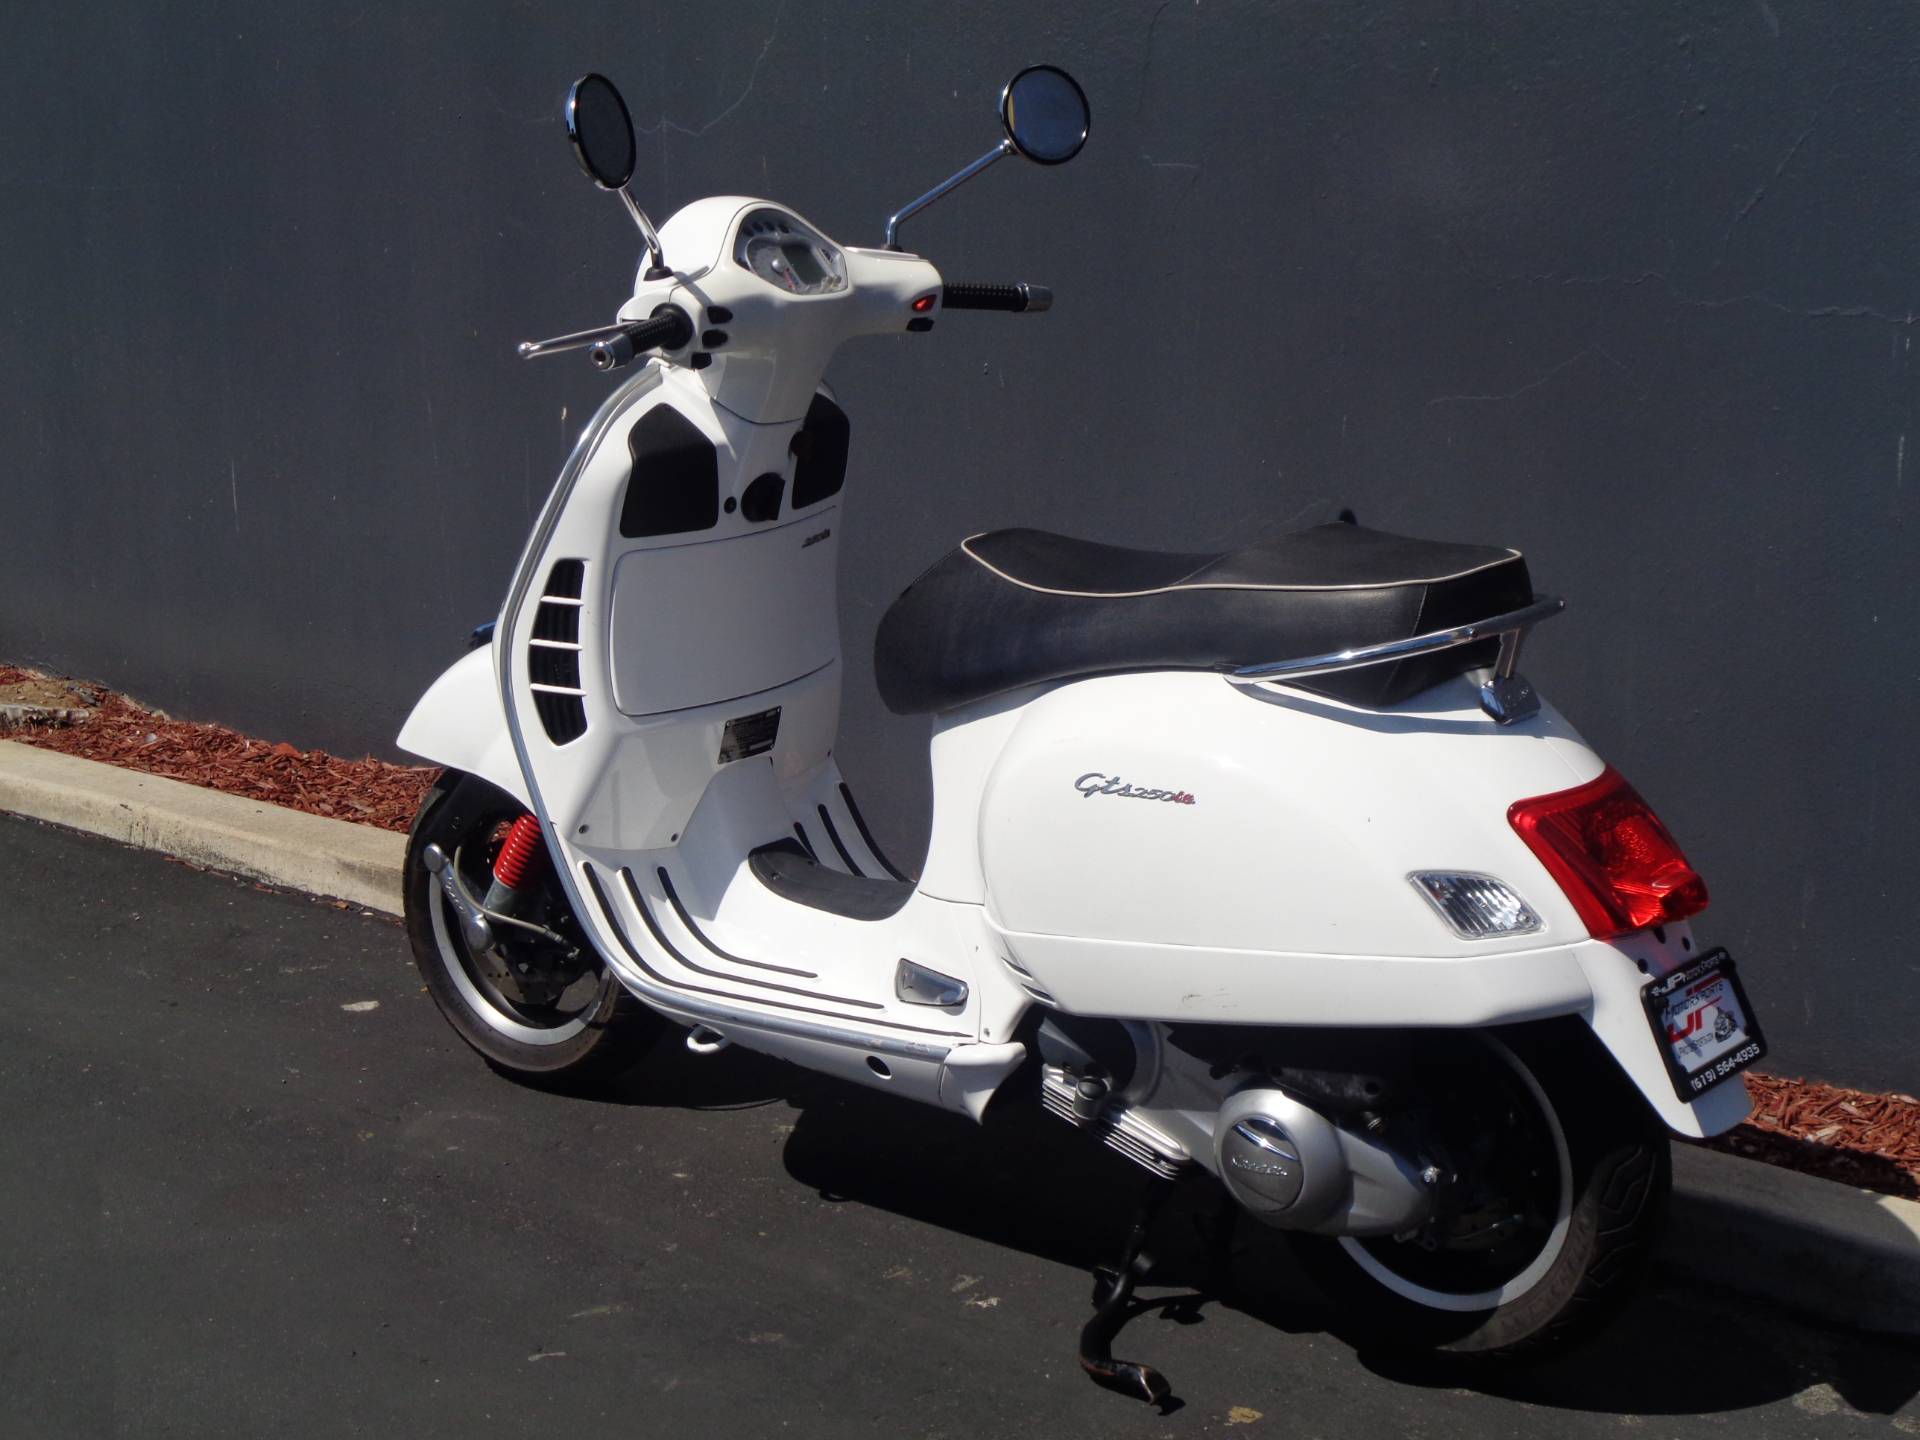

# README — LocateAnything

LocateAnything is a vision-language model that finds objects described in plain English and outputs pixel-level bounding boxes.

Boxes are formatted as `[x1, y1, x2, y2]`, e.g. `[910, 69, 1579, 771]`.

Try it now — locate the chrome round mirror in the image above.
[565, 73, 637, 190]
[999, 65, 1090, 165]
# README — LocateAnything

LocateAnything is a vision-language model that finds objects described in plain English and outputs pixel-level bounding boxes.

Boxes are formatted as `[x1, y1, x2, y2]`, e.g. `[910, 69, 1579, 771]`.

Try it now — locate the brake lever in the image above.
[516, 322, 636, 360]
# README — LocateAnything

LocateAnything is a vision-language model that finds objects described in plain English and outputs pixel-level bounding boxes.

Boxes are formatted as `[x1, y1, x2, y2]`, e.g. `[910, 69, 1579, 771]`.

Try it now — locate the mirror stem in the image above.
[618, 185, 670, 278]
[884, 138, 1013, 251]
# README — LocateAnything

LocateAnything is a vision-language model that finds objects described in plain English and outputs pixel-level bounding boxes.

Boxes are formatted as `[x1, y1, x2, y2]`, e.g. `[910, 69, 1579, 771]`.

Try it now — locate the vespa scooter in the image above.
[396, 66, 1766, 1399]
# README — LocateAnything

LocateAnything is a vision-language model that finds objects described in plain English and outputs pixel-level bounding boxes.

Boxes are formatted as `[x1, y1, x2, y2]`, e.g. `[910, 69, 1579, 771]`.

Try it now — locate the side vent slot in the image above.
[529, 560, 588, 745]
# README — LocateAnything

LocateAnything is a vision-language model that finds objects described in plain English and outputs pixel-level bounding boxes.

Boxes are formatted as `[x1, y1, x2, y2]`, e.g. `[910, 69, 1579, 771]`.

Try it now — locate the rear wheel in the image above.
[403, 770, 659, 1085]
[1289, 1023, 1670, 1355]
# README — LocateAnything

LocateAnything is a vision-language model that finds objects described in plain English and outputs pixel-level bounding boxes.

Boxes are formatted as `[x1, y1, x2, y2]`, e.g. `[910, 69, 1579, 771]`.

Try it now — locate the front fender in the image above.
[1571, 932, 1752, 1138]
[395, 645, 531, 807]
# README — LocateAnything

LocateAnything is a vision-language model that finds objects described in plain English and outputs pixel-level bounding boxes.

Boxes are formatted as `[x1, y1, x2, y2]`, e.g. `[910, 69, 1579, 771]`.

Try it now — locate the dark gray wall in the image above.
[3, 3, 1915, 1092]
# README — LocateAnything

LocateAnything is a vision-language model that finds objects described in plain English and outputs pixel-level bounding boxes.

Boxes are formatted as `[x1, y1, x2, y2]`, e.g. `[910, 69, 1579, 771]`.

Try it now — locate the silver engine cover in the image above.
[1214, 1087, 1349, 1225]
[1214, 1085, 1436, 1235]
[1036, 1024, 1436, 1238]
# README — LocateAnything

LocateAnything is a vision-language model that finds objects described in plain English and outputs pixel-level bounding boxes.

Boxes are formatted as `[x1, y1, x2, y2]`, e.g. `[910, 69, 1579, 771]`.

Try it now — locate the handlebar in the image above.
[941, 282, 1053, 314]
[516, 305, 694, 368]
[587, 307, 694, 370]
[520, 279, 1047, 373]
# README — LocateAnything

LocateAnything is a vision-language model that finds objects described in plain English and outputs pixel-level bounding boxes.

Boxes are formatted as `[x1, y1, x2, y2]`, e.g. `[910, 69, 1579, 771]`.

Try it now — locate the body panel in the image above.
[608, 512, 839, 717]
[395, 646, 529, 806]
[979, 670, 1602, 958]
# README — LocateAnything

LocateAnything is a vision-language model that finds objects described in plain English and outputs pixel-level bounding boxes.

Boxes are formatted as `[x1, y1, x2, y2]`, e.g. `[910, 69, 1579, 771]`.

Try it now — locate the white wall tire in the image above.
[403, 770, 660, 1086]
[1291, 1022, 1670, 1356]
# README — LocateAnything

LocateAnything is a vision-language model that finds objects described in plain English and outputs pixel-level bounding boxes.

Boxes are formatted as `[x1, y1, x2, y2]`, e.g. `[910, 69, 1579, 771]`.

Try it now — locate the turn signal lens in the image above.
[1408, 872, 1542, 940]
[1507, 767, 1708, 940]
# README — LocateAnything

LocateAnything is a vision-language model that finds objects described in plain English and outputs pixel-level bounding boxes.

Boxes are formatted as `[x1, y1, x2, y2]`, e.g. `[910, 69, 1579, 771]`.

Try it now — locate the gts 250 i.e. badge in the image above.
[1074, 772, 1197, 805]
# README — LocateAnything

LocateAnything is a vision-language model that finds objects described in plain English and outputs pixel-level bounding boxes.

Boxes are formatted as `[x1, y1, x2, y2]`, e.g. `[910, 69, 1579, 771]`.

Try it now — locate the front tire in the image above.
[403, 770, 659, 1086]
[1290, 1022, 1670, 1356]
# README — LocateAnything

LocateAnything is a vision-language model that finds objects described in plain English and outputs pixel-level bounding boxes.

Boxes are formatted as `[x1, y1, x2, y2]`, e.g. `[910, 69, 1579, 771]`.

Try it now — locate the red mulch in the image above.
[3, 663, 1917, 1199]
[1701, 1073, 1920, 1201]
[0, 664, 436, 833]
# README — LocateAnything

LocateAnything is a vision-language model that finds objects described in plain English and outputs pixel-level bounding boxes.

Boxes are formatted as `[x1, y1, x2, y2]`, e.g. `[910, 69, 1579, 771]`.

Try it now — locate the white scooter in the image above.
[397, 66, 1768, 1399]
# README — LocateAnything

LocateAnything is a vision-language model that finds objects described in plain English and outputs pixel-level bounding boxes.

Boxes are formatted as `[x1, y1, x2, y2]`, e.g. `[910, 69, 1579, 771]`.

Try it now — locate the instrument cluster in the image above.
[732, 208, 847, 296]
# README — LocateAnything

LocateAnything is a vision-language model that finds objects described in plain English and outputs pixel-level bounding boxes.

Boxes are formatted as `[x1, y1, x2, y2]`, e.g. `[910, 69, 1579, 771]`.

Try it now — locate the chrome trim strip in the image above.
[1225, 596, 1566, 685]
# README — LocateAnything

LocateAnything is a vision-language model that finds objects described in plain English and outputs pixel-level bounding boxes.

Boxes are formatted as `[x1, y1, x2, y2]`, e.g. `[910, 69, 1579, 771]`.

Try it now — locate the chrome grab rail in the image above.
[1224, 594, 1566, 724]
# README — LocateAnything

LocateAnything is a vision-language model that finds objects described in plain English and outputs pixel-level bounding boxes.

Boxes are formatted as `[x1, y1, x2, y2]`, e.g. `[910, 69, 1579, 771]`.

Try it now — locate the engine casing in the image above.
[1214, 1087, 1347, 1224]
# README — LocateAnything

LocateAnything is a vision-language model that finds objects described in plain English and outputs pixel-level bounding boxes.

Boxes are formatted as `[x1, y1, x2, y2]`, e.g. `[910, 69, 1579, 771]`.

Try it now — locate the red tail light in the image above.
[1507, 767, 1708, 940]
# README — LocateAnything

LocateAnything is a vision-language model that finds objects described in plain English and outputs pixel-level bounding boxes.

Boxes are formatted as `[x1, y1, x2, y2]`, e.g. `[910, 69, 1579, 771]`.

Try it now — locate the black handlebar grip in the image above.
[590, 305, 695, 370]
[941, 282, 1054, 314]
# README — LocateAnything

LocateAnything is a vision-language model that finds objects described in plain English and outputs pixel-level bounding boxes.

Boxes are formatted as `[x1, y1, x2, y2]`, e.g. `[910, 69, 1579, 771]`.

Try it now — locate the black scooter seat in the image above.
[873, 522, 1533, 715]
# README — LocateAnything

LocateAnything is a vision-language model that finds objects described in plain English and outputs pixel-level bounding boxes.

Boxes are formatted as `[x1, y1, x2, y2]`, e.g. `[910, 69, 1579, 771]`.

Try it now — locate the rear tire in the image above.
[1289, 1022, 1670, 1356]
[403, 769, 660, 1087]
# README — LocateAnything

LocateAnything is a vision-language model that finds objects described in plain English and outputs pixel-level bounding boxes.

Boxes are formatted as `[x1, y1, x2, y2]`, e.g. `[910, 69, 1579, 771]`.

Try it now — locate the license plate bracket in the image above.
[1642, 947, 1766, 1101]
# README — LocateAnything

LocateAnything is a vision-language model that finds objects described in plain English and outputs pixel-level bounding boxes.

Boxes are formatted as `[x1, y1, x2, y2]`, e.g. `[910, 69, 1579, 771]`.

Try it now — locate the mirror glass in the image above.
[566, 74, 637, 189]
[1000, 65, 1090, 165]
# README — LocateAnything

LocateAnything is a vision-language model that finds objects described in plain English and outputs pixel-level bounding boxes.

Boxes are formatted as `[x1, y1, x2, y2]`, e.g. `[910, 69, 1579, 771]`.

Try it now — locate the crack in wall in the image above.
[1474, 269, 1918, 329]
[638, 0, 788, 141]
[1425, 345, 1630, 408]
[1713, 83, 1838, 270]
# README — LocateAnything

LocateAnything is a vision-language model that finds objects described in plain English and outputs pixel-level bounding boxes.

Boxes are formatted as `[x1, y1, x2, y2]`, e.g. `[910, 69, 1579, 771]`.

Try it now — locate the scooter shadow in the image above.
[604, 1040, 1920, 1420]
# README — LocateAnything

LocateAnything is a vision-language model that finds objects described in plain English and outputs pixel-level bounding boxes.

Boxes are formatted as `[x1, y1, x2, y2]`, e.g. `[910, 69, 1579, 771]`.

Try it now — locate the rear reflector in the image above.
[1507, 767, 1708, 940]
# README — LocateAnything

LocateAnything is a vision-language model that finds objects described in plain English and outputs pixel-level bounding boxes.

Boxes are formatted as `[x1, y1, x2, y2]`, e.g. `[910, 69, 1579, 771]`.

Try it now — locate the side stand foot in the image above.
[1077, 1178, 1174, 1406]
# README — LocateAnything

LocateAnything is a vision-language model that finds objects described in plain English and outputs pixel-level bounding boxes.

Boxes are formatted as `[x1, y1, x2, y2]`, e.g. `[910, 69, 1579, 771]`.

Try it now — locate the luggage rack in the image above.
[1224, 595, 1566, 724]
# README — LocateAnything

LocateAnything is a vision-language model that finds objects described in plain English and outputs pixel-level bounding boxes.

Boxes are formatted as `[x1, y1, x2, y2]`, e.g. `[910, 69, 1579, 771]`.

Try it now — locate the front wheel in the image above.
[403, 770, 660, 1086]
[1289, 1022, 1670, 1356]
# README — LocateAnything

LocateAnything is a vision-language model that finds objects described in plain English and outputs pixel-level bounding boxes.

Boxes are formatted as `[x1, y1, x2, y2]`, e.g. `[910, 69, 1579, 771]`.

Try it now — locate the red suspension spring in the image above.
[492, 813, 547, 892]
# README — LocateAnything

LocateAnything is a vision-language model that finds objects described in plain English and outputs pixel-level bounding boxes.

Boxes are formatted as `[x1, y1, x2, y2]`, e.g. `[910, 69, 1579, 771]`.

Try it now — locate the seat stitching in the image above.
[958, 534, 1524, 597]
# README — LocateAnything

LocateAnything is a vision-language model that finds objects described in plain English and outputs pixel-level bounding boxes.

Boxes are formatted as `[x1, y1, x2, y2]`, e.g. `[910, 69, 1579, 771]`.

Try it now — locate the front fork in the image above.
[421, 811, 584, 1003]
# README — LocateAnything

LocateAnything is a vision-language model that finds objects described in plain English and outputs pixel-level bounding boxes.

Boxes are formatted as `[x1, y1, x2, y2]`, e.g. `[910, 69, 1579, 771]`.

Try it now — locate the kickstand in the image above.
[1078, 1177, 1174, 1406]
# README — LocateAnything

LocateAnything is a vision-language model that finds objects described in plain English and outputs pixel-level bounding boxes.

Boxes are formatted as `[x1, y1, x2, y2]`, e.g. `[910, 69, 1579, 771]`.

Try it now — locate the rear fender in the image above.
[1571, 930, 1752, 1138]
[395, 645, 531, 807]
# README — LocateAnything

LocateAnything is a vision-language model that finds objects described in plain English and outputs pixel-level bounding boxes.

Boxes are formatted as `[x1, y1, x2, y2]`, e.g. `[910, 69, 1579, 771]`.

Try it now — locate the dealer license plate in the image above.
[1642, 948, 1766, 1101]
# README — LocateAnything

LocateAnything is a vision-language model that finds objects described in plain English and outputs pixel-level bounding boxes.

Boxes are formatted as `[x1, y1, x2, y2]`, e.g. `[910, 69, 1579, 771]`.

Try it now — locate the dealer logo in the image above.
[1074, 772, 1196, 805]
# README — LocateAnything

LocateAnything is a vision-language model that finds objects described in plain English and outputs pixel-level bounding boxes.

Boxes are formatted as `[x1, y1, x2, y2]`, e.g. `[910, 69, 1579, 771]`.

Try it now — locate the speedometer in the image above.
[733, 209, 847, 296]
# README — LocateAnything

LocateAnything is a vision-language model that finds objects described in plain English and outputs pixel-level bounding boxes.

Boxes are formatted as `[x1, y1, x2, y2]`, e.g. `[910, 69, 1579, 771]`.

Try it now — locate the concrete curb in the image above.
[1, 739, 1915, 1338]
[0, 740, 404, 915]
[1666, 1143, 1920, 1339]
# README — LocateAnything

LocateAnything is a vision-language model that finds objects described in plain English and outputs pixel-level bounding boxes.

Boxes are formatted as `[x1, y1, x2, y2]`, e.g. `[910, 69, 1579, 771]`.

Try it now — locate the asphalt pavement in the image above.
[3, 811, 1917, 1438]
